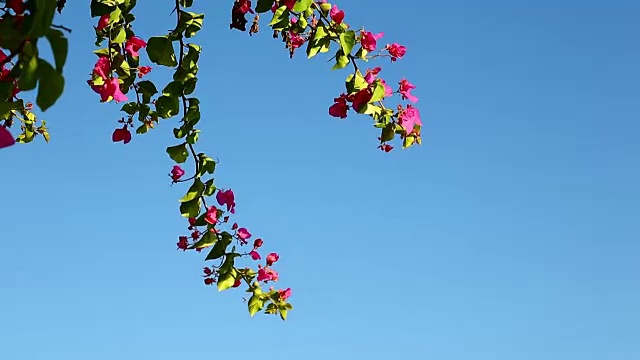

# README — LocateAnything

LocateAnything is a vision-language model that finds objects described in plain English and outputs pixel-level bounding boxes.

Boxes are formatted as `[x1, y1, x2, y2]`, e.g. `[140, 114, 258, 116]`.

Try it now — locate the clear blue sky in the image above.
[2, 0, 639, 359]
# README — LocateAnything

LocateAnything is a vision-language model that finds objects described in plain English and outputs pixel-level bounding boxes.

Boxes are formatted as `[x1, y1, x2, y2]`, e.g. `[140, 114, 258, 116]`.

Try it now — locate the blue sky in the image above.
[2, 0, 639, 359]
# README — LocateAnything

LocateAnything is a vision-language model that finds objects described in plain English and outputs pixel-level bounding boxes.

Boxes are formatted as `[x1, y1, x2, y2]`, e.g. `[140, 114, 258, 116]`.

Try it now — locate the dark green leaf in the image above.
[29, 0, 57, 37]
[255, 0, 273, 13]
[36, 59, 64, 111]
[45, 29, 68, 72]
[179, 198, 201, 218]
[205, 232, 232, 260]
[155, 95, 180, 119]
[217, 268, 237, 292]
[166, 143, 189, 163]
[190, 231, 216, 249]
[146, 36, 178, 67]
[180, 179, 204, 203]
[203, 179, 216, 196]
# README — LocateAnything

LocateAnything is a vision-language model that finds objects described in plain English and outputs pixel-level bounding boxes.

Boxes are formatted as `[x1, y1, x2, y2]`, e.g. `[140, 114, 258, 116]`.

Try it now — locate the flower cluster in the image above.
[232, 0, 423, 151]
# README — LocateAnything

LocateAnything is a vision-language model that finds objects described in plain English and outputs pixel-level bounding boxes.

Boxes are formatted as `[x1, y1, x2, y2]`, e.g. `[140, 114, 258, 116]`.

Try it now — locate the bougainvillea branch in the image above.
[0, 0, 422, 320]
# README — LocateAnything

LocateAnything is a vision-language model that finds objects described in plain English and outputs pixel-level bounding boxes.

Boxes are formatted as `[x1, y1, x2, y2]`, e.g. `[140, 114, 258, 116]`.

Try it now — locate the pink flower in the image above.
[398, 79, 418, 103]
[177, 236, 189, 251]
[96, 14, 110, 31]
[101, 78, 128, 102]
[364, 67, 382, 84]
[237, 227, 252, 241]
[137, 66, 151, 78]
[330, 5, 345, 24]
[266, 252, 279, 266]
[170, 165, 185, 181]
[216, 189, 236, 214]
[204, 206, 218, 225]
[398, 105, 422, 135]
[0, 126, 15, 149]
[386, 43, 406, 61]
[278, 288, 292, 300]
[379, 79, 394, 98]
[93, 57, 111, 79]
[249, 250, 261, 260]
[124, 36, 147, 57]
[360, 30, 383, 52]
[253, 238, 263, 248]
[257, 267, 279, 282]
[290, 32, 305, 49]
[329, 94, 349, 119]
[111, 125, 131, 144]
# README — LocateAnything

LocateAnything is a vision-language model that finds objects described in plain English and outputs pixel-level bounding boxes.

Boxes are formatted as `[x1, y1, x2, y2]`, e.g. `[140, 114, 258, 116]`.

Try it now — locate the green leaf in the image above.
[179, 0, 193, 6]
[345, 72, 368, 93]
[197, 154, 216, 177]
[381, 123, 395, 142]
[162, 81, 184, 97]
[279, 308, 288, 321]
[120, 102, 138, 115]
[35, 59, 64, 111]
[217, 268, 237, 292]
[370, 81, 386, 103]
[190, 231, 216, 249]
[180, 179, 204, 203]
[146, 36, 178, 67]
[45, 29, 68, 72]
[339, 30, 356, 56]
[155, 95, 180, 119]
[248, 295, 265, 317]
[179, 198, 201, 218]
[29, 0, 57, 37]
[269, 6, 290, 30]
[186, 130, 199, 145]
[255, 0, 273, 13]
[205, 232, 232, 260]
[136, 80, 157, 103]
[332, 52, 349, 70]
[292, 0, 312, 12]
[203, 179, 216, 196]
[18, 42, 39, 91]
[166, 143, 189, 163]
[112, 25, 127, 43]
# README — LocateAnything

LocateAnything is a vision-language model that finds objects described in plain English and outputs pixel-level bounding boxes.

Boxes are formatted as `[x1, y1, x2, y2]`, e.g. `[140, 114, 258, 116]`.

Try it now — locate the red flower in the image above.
[170, 165, 185, 181]
[204, 206, 218, 225]
[112, 125, 131, 144]
[204, 278, 215, 285]
[0, 126, 15, 149]
[386, 43, 407, 61]
[278, 288, 292, 300]
[360, 30, 383, 52]
[177, 236, 189, 251]
[329, 94, 349, 119]
[216, 189, 236, 214]
[124, 36, 147, 57]
[257, 267, 279, 282]
[249, 250, 261, 260]
[7, 0, 26, 15]
[253, 238, 263, 248]
[266, 252, 279, 266]
[330, 5, 345, 24]
[137, 66, 151, 78]
[233, 278, 242, 287]
[96, 14, 110, 31]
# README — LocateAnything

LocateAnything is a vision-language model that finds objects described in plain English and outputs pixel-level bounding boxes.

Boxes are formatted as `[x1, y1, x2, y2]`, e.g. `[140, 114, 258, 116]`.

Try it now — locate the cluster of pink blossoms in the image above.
[88, 14, 153, 145]
[171, 163, 289, 298]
